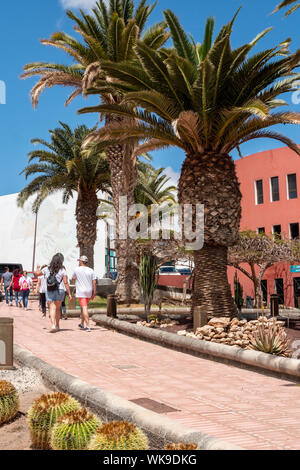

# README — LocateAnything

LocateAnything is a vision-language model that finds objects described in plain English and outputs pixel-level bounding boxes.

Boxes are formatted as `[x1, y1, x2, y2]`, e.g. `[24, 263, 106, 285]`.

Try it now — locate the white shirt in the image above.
[42, 267, 67, 291]
[19, 276, 32, 291]
[38, 275, 47, 294]
[71, 266, 96, 298]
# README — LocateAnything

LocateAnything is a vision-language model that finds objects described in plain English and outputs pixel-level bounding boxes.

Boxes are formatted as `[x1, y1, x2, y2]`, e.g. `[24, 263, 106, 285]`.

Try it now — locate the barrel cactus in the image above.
[165, 443, 198, 450]
[27, 392, 81, 449]
[88, 421, 149, 450]
[51, 408, 101, 450]
[0, 381, 19, 425]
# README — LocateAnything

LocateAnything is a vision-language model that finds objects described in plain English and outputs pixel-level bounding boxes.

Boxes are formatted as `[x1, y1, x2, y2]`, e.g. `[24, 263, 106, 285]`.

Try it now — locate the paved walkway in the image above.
[2, 301, 300, 450]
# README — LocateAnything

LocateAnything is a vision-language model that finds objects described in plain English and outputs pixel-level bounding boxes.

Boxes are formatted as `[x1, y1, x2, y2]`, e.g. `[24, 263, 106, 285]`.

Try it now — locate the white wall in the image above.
[0, 192, 106, 278]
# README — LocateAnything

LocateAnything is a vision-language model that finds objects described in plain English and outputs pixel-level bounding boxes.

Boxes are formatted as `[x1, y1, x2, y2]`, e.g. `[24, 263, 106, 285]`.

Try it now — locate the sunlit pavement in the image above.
[1, 300, 300, 450]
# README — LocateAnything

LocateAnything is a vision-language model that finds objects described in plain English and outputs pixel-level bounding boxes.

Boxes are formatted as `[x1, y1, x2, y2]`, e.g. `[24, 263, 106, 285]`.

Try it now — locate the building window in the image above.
[270, 176, 279, 202]
[257, 227, 265, 234]
[261, 280, 268, 303]
[255, 180, 264, 205]
[275, 278, 284, 305]
[290, 223, 299, 240]
[287, 174, 298, 200]
[272, 225, 281, 239]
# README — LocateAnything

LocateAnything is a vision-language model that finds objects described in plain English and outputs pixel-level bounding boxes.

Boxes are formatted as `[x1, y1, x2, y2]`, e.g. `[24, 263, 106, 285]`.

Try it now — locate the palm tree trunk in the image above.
[76, 188, 99, 269]
[105, 115, 140, 304]
[178, 152, 242, 319]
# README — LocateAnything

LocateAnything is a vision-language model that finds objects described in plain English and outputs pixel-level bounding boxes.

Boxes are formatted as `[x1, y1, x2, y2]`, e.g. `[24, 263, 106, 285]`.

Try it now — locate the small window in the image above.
[273, 225, 281, 239]
[270, 176, 279, 202]
[290, 223, 299, 240]
[275, 278, 284, 305]
[287, 174, 298, 200]
[255, 180, 264, 205]
[261, 280, 268, 303]
[257, 227, 265, 234]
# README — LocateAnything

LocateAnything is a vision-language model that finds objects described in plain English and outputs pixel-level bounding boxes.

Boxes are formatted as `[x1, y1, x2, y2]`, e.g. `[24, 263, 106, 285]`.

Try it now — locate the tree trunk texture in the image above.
[178, 152, 242, 318]
[76, 189, 99, 269]
[105, 114, 140, 304]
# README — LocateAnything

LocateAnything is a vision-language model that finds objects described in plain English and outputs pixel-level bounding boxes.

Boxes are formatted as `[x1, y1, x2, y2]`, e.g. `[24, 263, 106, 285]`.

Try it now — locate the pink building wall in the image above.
[228, 146, 300, 307]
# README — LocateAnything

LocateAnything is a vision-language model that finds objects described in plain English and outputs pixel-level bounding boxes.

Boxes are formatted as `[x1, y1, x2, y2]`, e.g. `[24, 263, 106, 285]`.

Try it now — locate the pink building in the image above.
[228, 146, 300, 307]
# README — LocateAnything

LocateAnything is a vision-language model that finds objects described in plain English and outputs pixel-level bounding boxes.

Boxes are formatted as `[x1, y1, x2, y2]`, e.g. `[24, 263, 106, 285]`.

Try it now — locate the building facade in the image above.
[228, 146, 300, 307]
[0, 192, 106, 278]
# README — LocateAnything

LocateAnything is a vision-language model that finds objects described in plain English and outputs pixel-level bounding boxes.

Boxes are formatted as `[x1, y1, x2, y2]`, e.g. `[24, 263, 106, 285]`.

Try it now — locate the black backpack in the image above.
[47, 271, 60, 292]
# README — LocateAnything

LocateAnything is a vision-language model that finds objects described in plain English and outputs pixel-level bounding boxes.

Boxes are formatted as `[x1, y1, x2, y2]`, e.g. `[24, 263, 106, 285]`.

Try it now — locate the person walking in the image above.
[36, 265, 47, 318]
[19, 270, 32, 310]
[36, 253, 72, 333]
[8, 269, 22, 308]
[71, 256, 97, 332]
[1, 267, 13, 306]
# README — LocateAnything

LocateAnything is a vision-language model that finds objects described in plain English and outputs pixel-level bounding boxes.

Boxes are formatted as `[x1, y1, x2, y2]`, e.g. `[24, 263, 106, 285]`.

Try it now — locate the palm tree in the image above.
[18, 122, 110, 269]
[273, 0, 300, 16]
[79, 10, 300, 318]
[22, 0, 169, 304]
[135, 162, 176, 207]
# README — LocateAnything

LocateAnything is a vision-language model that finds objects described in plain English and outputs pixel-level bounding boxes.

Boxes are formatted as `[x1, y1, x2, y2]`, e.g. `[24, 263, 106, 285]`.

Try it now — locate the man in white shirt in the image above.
[71, 256, 97, 332]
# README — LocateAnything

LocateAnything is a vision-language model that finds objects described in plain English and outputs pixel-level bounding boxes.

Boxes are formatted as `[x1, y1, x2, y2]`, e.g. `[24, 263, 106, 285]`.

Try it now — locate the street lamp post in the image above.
[32, 211, 38, 272]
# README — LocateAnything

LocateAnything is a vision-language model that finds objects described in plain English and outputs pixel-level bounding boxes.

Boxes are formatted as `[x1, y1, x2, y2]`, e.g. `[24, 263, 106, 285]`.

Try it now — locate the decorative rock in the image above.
[208, 317, 231, 328]
[177, 330, 187, 336]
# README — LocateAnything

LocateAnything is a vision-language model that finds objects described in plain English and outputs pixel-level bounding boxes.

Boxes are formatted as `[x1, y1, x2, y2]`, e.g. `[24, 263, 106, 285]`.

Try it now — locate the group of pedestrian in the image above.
[0, 267, 33, 310]
[1, 253, 97, 334]
[35, 253, 96, 334]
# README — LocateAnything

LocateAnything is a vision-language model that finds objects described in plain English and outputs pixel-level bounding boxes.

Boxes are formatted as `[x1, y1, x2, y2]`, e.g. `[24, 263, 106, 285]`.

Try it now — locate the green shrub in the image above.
[27, 392, 81, 449]
[89, 421, 149, 450]
[51, 408, 101, 450]
[0, 381, 19, 425]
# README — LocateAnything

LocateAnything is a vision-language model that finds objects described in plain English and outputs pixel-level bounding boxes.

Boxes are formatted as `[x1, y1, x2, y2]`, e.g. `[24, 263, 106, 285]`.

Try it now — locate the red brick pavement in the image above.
[1, 300, 300, 450]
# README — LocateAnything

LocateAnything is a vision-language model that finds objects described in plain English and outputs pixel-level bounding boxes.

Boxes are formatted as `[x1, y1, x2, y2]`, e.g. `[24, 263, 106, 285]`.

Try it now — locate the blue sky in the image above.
[0, 0, 299, 196]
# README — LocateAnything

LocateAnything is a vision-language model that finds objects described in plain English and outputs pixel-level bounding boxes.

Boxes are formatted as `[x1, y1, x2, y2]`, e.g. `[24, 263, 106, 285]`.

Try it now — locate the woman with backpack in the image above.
[36, 253, 72, 333]
[19, 270, 32, 310]
[7, 268, 22, 308]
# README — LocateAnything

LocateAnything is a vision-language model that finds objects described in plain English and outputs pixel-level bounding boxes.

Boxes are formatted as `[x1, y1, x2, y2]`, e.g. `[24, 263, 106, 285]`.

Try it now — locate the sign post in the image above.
[0, 318, 14, 370]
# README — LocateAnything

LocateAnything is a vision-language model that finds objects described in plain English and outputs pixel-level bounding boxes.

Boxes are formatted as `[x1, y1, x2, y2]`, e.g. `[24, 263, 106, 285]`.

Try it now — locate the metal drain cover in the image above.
[112, 364, 138, 370]
[130, 398, 180, 414]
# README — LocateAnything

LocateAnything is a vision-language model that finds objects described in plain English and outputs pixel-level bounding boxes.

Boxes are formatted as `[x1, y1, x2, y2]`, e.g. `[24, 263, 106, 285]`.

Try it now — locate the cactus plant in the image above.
[165, 443, 198, 450]
[139, 252, 159, 321]
[88, 421, 149, 450]
[234, 271, 244, 312]
[249, 322, 290, 356]
[51, 408, 101, 450]
[0, 381, 19, 425]
[27, 392, 81, 449]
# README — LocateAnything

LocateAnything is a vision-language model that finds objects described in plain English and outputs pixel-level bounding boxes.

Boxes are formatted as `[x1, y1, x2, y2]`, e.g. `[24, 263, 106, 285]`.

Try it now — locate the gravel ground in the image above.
[0, 365, 45, 394]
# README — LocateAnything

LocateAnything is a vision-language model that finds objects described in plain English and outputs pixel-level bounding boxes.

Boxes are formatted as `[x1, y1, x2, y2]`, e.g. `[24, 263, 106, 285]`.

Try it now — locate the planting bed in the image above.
[0, 365, 51, 450]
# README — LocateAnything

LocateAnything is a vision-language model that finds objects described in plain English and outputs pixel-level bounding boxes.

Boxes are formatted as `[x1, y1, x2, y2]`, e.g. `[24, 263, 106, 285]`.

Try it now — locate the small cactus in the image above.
[89, 421, 149, 450]
[165, 443, 198, 450]
[27, 392, 81, 449]
[0, 381, 19, 425]
[51, 408, 101, 450]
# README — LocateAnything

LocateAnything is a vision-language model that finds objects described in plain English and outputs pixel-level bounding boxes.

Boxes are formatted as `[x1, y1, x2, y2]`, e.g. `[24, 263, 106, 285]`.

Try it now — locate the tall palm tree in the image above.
[273, 0, 300, 16]
[79, 10, 300, 318]
[22, 0, 169, 303]
[18, 122, 111, 269]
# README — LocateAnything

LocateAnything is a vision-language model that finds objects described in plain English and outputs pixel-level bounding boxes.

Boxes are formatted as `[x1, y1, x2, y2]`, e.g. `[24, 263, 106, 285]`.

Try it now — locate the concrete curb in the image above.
[13, 344, 242, 450]
[93, 315, 300, 381]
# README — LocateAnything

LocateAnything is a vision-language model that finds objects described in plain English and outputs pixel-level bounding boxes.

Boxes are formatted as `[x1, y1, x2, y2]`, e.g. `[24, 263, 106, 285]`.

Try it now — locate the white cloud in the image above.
[163, 166, 180, 188]
[60, 0, 98, 10]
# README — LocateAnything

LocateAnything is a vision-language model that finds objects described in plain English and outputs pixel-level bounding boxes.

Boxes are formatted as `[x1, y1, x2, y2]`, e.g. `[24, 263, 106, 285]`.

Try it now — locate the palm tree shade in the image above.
[79, 10, 300, 318]
[18, 122, 111, 269]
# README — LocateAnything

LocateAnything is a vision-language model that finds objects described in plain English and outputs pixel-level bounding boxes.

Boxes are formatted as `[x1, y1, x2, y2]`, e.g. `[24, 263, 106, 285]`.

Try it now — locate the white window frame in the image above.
[270, 176, 279, 203]
[254, 179, 263, 205]
[287, 173, 298, 200]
